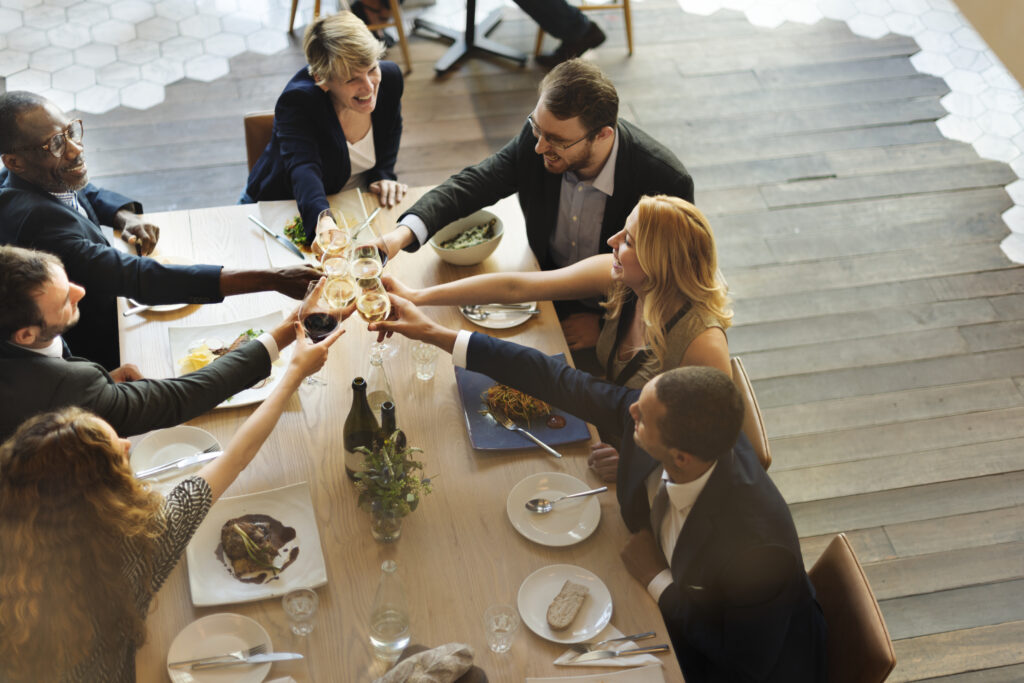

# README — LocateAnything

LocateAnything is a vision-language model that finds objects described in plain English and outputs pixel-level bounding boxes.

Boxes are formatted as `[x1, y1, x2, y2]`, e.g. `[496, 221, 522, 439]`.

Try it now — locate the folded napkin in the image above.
[373, 643, 475, 683]
[554, 625, 662, 668]
[528, 663, 665, 682]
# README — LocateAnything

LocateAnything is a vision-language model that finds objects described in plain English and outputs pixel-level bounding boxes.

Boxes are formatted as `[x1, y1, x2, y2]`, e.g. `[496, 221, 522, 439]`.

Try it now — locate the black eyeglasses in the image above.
[15, 119, 84, 158]
[526, 114, 598, 151]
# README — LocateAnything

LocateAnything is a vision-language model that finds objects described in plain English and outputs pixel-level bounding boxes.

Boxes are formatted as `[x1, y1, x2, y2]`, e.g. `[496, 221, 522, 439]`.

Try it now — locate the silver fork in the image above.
[168, 643, 267, 669]
[567, 631, 657, 654]
[491, 407, 562, 459]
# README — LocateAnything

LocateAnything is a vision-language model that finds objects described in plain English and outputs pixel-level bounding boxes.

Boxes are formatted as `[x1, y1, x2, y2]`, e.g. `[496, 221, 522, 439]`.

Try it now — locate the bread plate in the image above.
[131, 425, 221, 496]
[166, 613, 272, 683]
[506, 472, 600, 547]
[517, 564, 612, 644]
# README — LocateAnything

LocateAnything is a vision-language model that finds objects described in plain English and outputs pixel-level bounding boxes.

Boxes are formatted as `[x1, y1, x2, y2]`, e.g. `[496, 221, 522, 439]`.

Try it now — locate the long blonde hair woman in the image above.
[0, 314, 344, 682]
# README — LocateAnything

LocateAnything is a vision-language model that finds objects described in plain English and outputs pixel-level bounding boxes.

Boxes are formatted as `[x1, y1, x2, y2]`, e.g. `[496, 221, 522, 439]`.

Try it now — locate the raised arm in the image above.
[384, 254, 615, 307]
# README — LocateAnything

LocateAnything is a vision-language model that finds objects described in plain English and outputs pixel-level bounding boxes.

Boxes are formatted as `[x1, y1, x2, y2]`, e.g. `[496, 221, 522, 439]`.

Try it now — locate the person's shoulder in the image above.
[380, 60, 402, 80]
[618, 120, 687, 170]
[279, 68, 321, 101]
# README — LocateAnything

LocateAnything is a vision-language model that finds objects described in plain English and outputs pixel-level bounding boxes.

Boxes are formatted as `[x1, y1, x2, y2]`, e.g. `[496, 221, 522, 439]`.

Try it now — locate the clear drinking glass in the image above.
[483, 604, 519, 653]
[282, 588, 319, 636]
[411, 341, 437, 381]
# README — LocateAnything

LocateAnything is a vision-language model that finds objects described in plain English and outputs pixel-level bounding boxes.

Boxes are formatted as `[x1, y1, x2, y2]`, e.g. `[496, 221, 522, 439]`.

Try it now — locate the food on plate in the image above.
[483, 384, 550, 425]
[284, 215, 305, 247]
[218, 513, 299, 584]
[547, 580, 589, 631]
[439, 217, 498, 249]
[178, 329, 263, 373]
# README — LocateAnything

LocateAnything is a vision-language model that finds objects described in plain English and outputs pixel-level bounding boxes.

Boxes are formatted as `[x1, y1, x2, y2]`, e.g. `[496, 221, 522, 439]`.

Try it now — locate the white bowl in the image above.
[428, 210, 504, 266]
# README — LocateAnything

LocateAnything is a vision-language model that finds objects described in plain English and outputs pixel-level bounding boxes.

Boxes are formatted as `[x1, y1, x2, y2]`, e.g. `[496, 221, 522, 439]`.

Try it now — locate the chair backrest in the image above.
[243, 112, 274, 173]
[809, 534, 896, 683]
[730, 356, 771, 471]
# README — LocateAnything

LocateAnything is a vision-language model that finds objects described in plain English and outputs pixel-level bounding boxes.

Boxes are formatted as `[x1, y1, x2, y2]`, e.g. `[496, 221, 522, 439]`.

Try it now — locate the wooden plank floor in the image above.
[68, 1, 1024, 679]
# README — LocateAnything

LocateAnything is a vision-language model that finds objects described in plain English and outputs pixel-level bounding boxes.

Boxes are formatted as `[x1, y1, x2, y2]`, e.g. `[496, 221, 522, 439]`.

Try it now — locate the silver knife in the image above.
[122, 303, 152, 317]
[571, 644, 670, 663]
[248, 214, 306, 260]
[189, 652, 304, 670]
[135, 450, 223, 479]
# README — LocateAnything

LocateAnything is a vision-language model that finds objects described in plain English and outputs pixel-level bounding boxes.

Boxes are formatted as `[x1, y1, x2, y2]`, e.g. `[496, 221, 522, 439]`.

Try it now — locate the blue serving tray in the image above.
[454, 353, 591, 451]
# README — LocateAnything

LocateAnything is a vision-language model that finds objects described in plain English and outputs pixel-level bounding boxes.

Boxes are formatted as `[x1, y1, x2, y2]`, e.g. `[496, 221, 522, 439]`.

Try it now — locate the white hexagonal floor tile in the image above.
[910, 51, 954, 77]
[941, 91, 987, 118]
[140, 57, 185, 85]
[981, 65, 1021, 92]
[246, 28, 289, 55]
[2, 0, 41, 9]
[110, 0, 155, 23]
[221, 12, 263, 35]
[136, 16, 179, 42]
[936, 114, 983, 143]
[978, 111, 1023, 138]
[184, 54, 229, 82]
[30, 46, 74, 72]
[22, 4, 65, 29]
[74, 42, 118, 68]
[1004, 180, 1024, 205]
[179, 13, 222, 40]
[38, 87, 76, 113]
[947, 47, 991, 72]
[96, 61, 140, 87]
[973, 135, 1021, 163]
[161, 35, 204, 61]
[884, 12, 924, 36]
[9, 27, 50, 53]
[51, 64, 96, 92]
[889, 0, 929, 13]
[846, 14, 888, 39]
[945, 68, 988, 95]
[75, 84, 120, 114]
[951, 25, 987, 51]
[117, 38, 161, 65]
[746, 5, 786, 28]
[91, 18, 136, 45]
[66, 1, 109, 25]
[781, 2, 823, 25]
[46, 22, 93, 49]
[1001, 234, 1024, 263]
[204, 33, 247, 58]
[6, 68, 52, 92]
[678, 0, 722, 16]
[120, 81, 166, 110]
[1002, 206, 1024, 233]
[852, 0, 891, 17]
[978, 87, 1024, 116]
[155, 0, 196, 21]
[0, 50, 31, 76]
[920, 9, 960, 33]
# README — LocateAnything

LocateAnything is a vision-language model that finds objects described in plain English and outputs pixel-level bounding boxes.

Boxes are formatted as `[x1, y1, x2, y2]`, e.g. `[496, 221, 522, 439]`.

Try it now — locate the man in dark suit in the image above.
[0, 91, 319, 370]
[372, 295, 827, 682]
[0, 245, 310, 441]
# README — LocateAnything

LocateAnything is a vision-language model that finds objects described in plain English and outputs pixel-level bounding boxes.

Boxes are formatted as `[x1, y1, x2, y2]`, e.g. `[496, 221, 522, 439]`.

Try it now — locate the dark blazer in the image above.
[401, 119, 693, 269]
[0, 339, 272, 441]
[244, 62, 404, 243]
[464, 332, 826, 682]
[0, 170, 224, 370]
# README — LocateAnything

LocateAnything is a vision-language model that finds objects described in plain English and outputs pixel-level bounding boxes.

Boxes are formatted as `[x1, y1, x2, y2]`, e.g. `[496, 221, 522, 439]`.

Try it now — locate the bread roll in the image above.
[547, 580, 589, 630]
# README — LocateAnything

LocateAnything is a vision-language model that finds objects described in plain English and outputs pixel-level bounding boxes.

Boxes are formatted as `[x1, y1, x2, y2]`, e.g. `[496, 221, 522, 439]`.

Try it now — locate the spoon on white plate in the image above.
[525, 486, 607, 514]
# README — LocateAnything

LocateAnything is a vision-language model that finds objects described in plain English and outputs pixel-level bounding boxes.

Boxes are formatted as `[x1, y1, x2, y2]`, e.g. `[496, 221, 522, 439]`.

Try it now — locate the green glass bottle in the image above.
[344, 377, 379, 481]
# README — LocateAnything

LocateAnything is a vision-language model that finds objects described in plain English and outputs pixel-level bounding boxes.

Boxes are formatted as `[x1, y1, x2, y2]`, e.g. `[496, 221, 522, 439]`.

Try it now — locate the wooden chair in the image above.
[243, 112, 274, 173]
[730, 356, 771, 471]
[809, 534, 896, 683]
[534, 0, 632, 57]
[289, 0, 412, 74]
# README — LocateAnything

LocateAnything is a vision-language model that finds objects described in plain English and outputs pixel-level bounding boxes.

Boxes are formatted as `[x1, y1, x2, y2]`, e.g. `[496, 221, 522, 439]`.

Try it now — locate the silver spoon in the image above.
[526, 486, 607, 514]
[463, 307, 540, 321]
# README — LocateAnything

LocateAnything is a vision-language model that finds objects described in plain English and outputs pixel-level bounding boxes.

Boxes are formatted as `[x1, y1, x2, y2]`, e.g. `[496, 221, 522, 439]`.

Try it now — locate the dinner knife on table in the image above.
[247, 214, 306, 260]
[188, 652, 304, 670]
[570, 644, 670, 663]
[134, 450, 223, 480]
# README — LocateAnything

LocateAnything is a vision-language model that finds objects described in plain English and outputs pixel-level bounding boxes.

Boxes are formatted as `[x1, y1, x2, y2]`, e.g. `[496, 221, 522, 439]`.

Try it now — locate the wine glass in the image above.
[316, 208, 352, 272]
[349, 211, 388, 279]
[298, 280, 340, 385]
[355, 276, 392, 359]
[324, 274, 357, 309]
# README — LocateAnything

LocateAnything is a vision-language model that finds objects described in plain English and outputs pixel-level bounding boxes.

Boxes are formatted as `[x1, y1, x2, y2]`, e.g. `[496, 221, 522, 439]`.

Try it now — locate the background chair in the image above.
[243, 112, 274, 173]
[534, 0, 632, 57]
[809, 534, 897, 683]
[289, 0, 412, 74]
[730, 356, 771, 471]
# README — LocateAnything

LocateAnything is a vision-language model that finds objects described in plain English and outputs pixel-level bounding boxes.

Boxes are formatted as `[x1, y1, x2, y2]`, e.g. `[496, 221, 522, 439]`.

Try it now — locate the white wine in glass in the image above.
[325, 276, 356, 308]
[350, 244, 383, 279]
[356, 277, 391, 324]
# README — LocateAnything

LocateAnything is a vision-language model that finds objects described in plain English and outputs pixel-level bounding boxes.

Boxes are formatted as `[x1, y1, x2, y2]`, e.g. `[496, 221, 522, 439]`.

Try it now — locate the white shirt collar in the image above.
[590, 126, 618, 197]
[21, 336, 65, 358]
[663, 460, 716, 512]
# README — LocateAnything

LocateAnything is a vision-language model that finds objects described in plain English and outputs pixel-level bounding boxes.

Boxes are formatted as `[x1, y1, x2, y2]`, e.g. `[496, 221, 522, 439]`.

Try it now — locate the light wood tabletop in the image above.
[127, 188, 684, 682]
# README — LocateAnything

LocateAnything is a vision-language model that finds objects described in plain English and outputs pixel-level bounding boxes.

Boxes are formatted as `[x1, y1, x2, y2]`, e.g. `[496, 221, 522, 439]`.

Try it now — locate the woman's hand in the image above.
[561, 312, 601, 350]
[379, 274, 419, 304]
[588, 442, 620, 482]
[369, 179, 408, 208]
[287, 320, 345, 379]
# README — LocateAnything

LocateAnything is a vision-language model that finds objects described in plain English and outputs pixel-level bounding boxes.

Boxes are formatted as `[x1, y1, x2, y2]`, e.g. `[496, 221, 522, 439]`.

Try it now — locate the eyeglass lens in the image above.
[48, 120, 83, 158]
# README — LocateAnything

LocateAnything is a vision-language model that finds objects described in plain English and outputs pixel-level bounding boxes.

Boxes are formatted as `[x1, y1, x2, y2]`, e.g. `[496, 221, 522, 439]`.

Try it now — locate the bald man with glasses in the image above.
[0, 91, 319, 370]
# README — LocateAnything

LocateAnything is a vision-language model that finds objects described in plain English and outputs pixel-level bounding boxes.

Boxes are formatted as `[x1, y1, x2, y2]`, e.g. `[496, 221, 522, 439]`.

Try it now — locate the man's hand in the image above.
[110, 363, 144, 383]
[114, 208, 159, 255]
[561, 312, 601, 350]
[588, 442, 620, 482]
[368, 293, 458, 354]
[369, 179, 408, 208]
[380, 225, 414, 261]
[621, 528, 669, 587]
[272, 265, 321, 299]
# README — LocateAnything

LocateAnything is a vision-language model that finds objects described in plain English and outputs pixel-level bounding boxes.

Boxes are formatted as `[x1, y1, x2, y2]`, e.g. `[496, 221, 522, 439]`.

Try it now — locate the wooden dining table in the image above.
[127, 187, 684, 682]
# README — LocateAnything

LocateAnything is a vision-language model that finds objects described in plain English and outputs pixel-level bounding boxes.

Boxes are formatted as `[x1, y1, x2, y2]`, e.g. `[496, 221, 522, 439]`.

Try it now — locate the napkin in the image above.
[528, 663, 666, 682]
[554, 625, 662, 668]
[372, 643, 475, 683]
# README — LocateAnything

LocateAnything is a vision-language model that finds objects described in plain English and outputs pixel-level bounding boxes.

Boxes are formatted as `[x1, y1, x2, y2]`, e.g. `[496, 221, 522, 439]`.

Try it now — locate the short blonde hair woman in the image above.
[243, 11, 407, 244]
[0, 316, 344, 681]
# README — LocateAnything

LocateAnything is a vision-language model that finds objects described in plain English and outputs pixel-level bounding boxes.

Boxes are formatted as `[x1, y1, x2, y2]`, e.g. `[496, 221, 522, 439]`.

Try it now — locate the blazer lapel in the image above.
[76, 190, 100, 225]
[669, 450, 735, 584]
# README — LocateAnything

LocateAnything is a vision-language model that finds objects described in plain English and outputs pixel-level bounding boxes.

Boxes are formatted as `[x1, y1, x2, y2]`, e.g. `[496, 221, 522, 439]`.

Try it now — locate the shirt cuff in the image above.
[647, 569, 673, 602]
[400, 214, 429, 247]
[452, 330, 473, 368]
[257, 332, 280, 364]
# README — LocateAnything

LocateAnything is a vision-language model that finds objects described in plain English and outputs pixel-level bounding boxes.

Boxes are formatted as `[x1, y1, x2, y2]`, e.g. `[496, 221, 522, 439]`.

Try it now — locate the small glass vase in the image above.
[370, 505, 403, 543]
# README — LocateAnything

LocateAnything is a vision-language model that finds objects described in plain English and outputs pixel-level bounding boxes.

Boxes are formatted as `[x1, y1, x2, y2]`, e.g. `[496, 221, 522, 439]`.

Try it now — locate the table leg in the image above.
[413, 1, 527, 74]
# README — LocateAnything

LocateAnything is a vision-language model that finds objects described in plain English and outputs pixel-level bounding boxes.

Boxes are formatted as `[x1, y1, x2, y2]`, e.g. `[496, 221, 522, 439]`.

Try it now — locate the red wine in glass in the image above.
[303, 312, 338, 342]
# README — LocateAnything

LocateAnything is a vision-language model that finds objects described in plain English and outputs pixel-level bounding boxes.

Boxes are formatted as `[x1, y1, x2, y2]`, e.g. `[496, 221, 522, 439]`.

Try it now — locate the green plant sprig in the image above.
[232, 523, 281, 574]
[354, 431, 432, 518]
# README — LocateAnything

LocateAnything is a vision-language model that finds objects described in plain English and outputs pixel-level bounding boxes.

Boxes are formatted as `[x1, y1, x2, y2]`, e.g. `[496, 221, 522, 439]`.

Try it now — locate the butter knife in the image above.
[190, 652, 304, 670]
[135, 450, 223, 480]
[571, 644, 670, 663]
[248, 214, 306, 260]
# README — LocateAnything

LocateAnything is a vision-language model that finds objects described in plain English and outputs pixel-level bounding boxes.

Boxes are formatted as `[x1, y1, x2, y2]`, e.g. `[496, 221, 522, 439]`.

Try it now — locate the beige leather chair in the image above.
[243, 112, 274, 173]
[534, 0, 633, 57]
[809, 534, 896, 683]
[730, 356, 771, 471]
[289, 1, 412, 74]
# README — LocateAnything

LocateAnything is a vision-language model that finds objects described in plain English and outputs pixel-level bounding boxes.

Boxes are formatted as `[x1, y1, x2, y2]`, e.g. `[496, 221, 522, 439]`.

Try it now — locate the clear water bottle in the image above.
[369, 560, 410, 663]
[365, 347, 393, 420]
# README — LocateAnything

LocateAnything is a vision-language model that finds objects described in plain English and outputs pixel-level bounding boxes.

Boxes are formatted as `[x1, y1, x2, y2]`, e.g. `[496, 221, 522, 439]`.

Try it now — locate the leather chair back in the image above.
[731, 356, 771, 471]
[243, 112, 274, 173]
[809, 534, 896, 683]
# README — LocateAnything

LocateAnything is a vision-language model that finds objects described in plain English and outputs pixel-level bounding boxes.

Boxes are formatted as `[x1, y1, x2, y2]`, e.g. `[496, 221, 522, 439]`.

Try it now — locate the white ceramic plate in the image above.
[458, 302, 537, 330]
[167, 312, 291, 409]
[166, 613, 272, 683]
[185, 481, 328, 606]
[517, 564, 613, 644]
[506, 472, 601, 547]
[131, 426, 221, 496]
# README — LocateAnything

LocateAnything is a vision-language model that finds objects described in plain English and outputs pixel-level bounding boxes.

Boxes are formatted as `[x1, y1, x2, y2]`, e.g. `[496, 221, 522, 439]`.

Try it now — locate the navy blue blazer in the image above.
[401, 119, 693, 269]
[244, 62, 404, 243]
[0, 170, 223, 370]
[464, 332, 826, 682]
